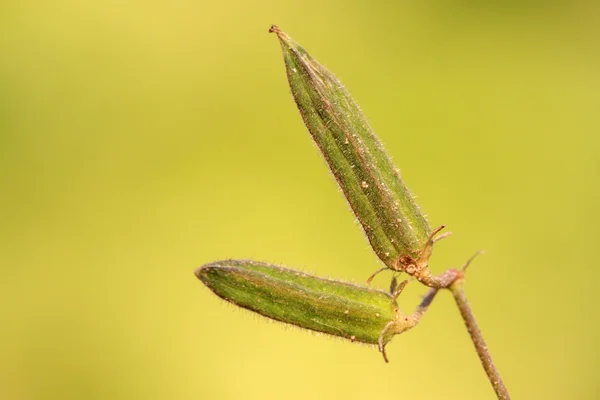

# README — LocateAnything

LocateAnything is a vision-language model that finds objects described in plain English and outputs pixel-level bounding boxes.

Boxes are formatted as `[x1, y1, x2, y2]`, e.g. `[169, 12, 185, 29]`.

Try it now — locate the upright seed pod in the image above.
[196, 260, 436, 362]
[270, 25, 445, 274]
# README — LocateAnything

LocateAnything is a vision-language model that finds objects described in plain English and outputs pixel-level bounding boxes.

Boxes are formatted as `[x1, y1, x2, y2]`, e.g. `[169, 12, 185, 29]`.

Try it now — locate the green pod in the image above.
[196, 260, 421, 361]
[270, 25, 431, 268]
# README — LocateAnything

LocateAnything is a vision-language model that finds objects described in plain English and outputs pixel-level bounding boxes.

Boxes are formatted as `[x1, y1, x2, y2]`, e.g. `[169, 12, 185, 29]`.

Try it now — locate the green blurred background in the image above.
[1, 1, 599, 399]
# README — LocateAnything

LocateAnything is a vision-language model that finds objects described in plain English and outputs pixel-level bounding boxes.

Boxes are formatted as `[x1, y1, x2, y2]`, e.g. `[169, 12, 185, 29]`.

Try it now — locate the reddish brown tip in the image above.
[269, 24, 280, 34]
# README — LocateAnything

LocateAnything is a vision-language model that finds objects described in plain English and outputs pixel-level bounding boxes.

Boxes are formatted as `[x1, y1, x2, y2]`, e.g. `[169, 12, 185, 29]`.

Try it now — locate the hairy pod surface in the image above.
[196, 260, 417, 351]
[270, 25, 431, 268]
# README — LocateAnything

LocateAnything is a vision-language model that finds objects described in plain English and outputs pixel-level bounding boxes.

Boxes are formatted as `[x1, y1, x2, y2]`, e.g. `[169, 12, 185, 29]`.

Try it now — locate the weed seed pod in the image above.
[196, 260, 431, 361]
[270, 25, 441, 271]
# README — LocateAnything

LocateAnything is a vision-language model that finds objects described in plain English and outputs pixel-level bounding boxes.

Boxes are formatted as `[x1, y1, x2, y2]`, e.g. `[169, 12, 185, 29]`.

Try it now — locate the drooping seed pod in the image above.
[270, 25, 439, 271]
[196, 259, 436, 361]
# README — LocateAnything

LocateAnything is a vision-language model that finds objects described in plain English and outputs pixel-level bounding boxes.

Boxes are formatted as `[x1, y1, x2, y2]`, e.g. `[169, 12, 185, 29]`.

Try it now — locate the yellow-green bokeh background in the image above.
[1, 1, 599, 399]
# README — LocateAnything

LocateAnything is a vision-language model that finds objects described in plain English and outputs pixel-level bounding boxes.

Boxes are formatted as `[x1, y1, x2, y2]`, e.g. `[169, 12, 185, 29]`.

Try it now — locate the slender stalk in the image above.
[412, 287, 438, 321]
[449, 280, 510, 400]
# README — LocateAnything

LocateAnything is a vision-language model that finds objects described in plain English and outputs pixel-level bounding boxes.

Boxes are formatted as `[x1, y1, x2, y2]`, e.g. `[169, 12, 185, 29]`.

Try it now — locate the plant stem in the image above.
[412, 287, 438, 321]
[449, 280, 510, 400]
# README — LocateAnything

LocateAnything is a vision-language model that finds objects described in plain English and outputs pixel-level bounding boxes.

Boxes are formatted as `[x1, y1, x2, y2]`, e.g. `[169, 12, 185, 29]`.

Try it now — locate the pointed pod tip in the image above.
[268, 24, 293, 47]
[194, 266, 206, 280]
[194, 264, 218, 283]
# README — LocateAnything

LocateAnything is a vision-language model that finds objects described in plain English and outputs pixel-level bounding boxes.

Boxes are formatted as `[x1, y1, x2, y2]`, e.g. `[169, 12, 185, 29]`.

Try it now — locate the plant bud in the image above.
[196, 259, 429, 361]
[270, 25, 434, 269]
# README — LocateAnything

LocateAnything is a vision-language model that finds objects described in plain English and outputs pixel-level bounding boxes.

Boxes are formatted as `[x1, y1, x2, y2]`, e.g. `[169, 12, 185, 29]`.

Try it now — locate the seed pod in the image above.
[270, 25, 432, 269]
[196, 259, 428, 361]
